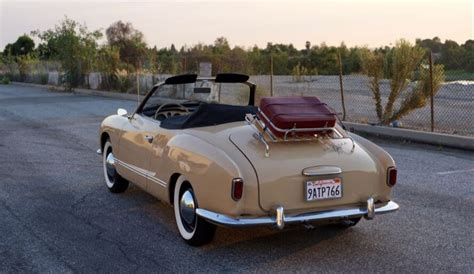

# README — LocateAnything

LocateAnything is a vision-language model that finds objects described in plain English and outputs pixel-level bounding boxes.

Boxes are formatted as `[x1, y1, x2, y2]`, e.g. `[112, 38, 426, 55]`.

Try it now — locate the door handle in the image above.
[144, 135, 154, 143]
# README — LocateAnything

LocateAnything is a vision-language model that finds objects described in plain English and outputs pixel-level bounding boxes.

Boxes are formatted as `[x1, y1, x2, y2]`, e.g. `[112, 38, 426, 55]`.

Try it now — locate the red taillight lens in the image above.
[387, 167, 397, 187]
[231, 178, 244, 201]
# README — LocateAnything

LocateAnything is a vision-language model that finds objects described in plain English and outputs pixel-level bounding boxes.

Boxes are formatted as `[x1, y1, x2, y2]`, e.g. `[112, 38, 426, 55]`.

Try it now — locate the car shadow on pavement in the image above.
[199, 224, 354, 267]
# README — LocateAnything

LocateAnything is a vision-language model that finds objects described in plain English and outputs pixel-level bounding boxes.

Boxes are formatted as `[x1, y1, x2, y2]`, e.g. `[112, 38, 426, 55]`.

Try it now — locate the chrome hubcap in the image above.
[179, 190, 196, 225]
[105, 152, 116, 178]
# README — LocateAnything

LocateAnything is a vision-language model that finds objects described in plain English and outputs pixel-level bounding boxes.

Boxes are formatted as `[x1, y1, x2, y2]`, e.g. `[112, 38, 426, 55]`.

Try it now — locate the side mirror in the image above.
[117, 108, 128, 116]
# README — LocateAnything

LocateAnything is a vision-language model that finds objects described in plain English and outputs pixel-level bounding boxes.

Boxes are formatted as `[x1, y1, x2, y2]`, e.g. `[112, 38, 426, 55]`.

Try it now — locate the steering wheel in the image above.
[154, 103, 190, 120]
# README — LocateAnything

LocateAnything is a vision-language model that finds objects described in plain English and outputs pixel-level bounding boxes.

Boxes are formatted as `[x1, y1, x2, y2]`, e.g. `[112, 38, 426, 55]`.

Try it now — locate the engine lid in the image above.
[229, 126, 381, 212]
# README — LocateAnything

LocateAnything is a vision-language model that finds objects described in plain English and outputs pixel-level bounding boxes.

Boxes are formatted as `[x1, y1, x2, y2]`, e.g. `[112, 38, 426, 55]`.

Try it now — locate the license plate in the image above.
[306, 178, 342, 201]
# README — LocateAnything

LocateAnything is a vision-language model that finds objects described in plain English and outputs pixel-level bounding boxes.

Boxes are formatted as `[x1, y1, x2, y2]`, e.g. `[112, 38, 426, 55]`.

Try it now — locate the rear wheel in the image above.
[103, 140, 129, 193]
[173, 175, 216, 246]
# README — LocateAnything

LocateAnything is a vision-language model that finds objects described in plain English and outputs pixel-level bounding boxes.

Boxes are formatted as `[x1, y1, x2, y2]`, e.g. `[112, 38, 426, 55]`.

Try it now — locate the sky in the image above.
[0, 0, 473, 50]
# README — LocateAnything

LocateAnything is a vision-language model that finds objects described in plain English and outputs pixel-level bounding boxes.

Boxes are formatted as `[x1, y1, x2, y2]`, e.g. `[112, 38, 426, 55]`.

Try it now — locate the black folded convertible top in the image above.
[160, 103, 257, 129]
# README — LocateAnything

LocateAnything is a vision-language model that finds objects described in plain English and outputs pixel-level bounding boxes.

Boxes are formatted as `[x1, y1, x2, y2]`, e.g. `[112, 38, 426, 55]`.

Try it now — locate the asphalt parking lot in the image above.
[0, 84, 472, 272]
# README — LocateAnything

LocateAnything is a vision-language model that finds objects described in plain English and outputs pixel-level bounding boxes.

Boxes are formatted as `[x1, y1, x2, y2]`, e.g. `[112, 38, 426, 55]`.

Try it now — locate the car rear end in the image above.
[197, 127, 398, 229]
[196, 96, 399, 229]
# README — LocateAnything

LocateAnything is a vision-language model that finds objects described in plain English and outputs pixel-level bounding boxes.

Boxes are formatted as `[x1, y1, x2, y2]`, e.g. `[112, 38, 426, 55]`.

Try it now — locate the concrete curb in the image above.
[10, 82, 473, 151]
[11, 82, 181, 104]
[12, 81, 66, 91]
[345, 122, 474, 151]
[73, 87, 145, 102]
[12, 81, 144, 101]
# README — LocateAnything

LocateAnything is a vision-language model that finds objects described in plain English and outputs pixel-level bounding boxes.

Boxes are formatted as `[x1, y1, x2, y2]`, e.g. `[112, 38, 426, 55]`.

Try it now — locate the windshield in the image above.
[143, 80, 252, 111]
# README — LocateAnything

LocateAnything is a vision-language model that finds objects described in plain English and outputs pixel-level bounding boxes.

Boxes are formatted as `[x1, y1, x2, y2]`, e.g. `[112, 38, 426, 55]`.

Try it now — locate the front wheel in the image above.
[173, 176, 216, 246]
[103, 140, 129, 193]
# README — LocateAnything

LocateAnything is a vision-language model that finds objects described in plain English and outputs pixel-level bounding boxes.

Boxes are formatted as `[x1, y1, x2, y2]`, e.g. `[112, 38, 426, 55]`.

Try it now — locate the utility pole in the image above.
[136, 62, 140, 106]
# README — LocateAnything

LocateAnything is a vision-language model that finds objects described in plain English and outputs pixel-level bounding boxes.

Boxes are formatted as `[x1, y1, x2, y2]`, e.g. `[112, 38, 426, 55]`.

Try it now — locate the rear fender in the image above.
[160, 134, 260, 216]
[350, 133, 396, 201]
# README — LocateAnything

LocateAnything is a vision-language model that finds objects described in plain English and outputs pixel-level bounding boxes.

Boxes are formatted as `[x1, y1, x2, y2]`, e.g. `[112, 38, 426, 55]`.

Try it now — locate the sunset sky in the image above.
[0, 0, 472, 50]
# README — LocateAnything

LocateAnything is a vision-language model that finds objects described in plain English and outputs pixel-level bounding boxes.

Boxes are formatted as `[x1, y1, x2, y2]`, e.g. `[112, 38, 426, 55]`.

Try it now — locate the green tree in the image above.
[156, 46, 180, 74]
[213, 37, 231, 54]
[2, 44, 13, 57]
[462, 40, 474, 72]
[13, 35, 35, 56]
[106, 21, 147, 71]
[33, 17, 102, 89]
[2, 35, 35, 57]
[96, 46, 121, 89]
[416, 37, 442, 53]
[440, 40, 465, 70]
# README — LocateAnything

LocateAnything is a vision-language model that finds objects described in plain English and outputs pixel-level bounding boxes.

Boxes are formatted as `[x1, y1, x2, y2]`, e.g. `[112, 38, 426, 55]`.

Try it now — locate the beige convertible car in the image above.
[98, 73, 399, 246]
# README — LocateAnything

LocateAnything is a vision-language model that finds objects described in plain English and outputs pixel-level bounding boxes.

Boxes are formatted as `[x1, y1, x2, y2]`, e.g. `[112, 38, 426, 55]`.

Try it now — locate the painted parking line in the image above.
[437, 168, 474, 175]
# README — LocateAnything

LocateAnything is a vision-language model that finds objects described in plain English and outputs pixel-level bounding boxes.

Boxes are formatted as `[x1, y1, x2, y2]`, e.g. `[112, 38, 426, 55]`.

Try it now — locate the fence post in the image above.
[270, 54, 274, 97]
[337, 52, 347, 120]
[136, 62, 140, 105]
[429, 51, 434, 132]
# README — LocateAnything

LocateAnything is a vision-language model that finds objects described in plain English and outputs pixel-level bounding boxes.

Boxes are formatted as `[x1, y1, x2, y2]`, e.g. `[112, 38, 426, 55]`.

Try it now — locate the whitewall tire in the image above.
[103, 140, 129, 193]
[173, 175, 216, 246]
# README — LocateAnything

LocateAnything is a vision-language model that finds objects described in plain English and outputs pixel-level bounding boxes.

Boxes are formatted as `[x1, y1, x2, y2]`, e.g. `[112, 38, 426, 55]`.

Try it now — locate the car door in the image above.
[115, 114, 157, 190]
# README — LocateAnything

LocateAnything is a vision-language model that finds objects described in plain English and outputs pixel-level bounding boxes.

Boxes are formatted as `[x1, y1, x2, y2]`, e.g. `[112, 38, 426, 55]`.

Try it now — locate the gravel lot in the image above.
[0, 84, 472, 272]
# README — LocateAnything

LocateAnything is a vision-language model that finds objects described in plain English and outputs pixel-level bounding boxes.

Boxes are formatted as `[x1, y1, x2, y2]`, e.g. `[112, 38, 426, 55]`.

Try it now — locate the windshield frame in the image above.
[132, 74, 256, 118]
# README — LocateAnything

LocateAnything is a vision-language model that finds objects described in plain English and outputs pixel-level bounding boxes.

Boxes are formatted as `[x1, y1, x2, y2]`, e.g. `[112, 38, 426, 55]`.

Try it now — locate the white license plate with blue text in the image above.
[306, 178, 342, 201]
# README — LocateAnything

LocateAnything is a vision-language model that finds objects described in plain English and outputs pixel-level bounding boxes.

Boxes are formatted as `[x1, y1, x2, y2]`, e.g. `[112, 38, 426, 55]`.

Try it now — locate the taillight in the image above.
[387, 167, 397, 187]
[231, 178, 244, 201]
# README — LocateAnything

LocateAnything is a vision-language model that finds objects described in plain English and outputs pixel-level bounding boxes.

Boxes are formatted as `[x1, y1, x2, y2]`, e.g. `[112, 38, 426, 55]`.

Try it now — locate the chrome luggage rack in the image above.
[245, 112, 355, 157]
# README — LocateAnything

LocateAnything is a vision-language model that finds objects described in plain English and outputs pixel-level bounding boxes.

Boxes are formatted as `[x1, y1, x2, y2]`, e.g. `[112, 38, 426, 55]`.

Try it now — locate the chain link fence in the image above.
[1, 54, 472, 136]
[245, 55, 473, 137]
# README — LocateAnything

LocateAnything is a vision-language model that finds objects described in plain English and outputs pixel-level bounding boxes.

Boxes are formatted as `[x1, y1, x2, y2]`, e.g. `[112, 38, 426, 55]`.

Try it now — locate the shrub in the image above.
[17, 55, 39, 82]
[40, 73, 49, 85]
[292, 62, 309, 82]
[392, 62, 444, 121]
[1, 77, 10, 84]
[116, 73, 133, 93]
[361, 39, 445, 125]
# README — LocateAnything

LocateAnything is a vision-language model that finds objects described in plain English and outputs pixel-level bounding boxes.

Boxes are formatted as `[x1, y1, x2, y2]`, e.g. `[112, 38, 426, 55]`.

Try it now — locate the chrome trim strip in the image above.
[115, 159, 167, 188]
[116, 159, 154, 177]
[302, 166, 342, 176]
[148, 176, 167, 188]
[196, 201, 399, 228]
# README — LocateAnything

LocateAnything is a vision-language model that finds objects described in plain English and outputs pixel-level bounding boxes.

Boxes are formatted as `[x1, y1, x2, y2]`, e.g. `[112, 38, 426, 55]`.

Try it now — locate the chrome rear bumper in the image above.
[196, 199, 399, 230]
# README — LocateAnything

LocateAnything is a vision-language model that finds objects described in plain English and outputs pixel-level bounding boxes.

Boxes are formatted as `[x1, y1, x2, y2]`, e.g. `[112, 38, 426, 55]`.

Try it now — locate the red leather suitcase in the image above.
[257, 96, 336, 138]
